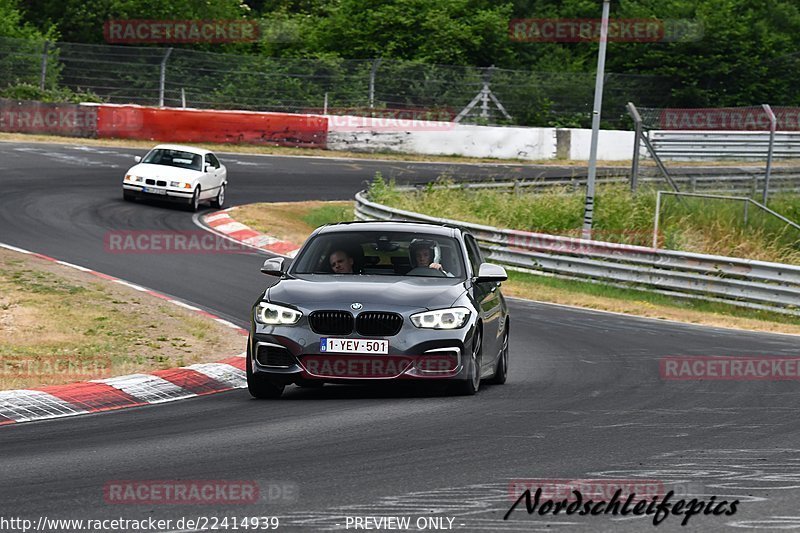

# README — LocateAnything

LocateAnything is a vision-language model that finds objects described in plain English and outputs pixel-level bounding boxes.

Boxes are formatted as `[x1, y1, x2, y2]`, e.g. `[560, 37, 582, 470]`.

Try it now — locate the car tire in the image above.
[123, 190, 135, 202]
[211, 184, 225, 209]
[246, 344, 285, 399]
[488, 326, 508, 385]
[187, 186, 201, 212]
[451, 329, 481, 396]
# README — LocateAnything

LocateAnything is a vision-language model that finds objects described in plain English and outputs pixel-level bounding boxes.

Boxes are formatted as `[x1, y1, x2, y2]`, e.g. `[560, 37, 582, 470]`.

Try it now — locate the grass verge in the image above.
[0, 248, 245, 390]
[368, 175, 800, 265]
[234, 200, 800, 335]
[234, 201, 352, 244]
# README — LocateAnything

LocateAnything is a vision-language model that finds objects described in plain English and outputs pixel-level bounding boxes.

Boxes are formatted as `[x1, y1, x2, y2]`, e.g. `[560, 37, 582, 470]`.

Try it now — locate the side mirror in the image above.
[205, 164, 214, 172]
[134, 155, 142, 163]
[261, 257, 285, 276]
[475, 263, 507, 283]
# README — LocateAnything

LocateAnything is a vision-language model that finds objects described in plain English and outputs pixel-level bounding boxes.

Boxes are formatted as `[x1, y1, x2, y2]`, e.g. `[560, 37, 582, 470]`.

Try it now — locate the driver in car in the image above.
[409, 239, 453, 277]
[329, 250, 355, 274]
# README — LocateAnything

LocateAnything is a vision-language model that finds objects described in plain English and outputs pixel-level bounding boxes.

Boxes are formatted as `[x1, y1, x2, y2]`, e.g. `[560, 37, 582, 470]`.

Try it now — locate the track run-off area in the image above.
[1, 141, 800, 532]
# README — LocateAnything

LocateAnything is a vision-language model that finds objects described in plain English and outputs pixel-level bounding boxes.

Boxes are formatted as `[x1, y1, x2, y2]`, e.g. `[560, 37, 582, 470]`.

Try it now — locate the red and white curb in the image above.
[201, 208, 301, 257]
[0, 242, 249, 426]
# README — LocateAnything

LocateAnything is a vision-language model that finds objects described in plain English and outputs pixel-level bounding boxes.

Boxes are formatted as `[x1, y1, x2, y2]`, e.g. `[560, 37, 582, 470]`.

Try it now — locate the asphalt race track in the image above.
[1, 141, 800, 532]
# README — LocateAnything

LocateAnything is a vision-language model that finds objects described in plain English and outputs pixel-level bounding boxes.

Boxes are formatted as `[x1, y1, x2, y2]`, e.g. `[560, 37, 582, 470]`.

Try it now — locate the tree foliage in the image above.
[12, 0, 800, 109]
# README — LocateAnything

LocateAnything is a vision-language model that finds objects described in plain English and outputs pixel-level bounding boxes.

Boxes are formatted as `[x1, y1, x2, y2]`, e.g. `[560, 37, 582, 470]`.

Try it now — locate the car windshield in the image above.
[141, 149, 203, 171]
[290, 230, 466, 279]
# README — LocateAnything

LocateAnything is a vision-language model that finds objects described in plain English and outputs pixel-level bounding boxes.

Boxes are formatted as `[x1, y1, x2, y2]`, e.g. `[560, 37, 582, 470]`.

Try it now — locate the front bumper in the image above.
[123, 184, 194, 204]
[248, 325, 475, 385]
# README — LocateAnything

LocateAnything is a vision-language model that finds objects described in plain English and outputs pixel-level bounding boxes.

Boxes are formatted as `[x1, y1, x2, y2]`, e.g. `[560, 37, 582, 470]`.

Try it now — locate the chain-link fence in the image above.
[0, 36, 675, 129]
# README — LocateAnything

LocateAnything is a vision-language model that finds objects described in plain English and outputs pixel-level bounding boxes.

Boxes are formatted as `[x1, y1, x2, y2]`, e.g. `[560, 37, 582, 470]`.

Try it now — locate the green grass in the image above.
[368, 173, 800, 264]
[301, 204, 354, 228]
[505, 270, 800, 326]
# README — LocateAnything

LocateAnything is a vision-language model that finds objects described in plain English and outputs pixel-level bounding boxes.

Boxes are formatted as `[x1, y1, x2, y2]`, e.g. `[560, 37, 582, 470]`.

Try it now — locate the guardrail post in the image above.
[743, 200, 749, 226]
[159, 47, 173, 108]
[762, 104, 777, 204]
[652, 190, 662, 248]
[39, 41, 49, 91]
[626, 102, 642, 192]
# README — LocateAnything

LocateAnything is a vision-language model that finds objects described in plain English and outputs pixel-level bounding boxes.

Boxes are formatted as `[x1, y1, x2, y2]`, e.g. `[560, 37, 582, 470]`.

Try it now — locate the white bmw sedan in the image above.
[122, 144, 227, 211]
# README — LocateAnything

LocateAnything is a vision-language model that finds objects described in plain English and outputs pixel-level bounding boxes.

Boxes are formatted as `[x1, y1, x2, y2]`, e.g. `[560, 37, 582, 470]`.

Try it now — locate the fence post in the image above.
[159, 47, 173, 108]
[743, 199, 749, 226]
[762, 104, 777, 204]
[369, 58, 382, 114]
[181, 88, 186, 108]
[39, 41, 49, 91]
[626, 102, 642, 192]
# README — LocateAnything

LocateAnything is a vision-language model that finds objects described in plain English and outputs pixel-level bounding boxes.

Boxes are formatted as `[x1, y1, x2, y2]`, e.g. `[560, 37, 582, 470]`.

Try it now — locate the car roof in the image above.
[316, 220, 460, 238]
[151, 144, 212, 156]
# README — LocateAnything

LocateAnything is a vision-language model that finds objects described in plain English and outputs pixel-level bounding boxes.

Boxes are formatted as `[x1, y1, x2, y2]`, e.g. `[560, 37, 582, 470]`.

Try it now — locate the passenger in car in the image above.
[409, 239, 453, 276]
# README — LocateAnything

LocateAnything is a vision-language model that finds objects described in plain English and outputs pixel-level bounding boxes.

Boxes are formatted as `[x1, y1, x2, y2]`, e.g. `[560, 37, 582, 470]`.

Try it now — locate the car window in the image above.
[208, 154, 221, 168]
[463, 234, 483, 276]
[142, 149, 202, 171]
[290, 230, 466, 279]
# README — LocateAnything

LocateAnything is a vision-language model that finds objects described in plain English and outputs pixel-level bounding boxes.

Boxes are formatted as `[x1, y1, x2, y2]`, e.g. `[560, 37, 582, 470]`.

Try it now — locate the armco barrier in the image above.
[0, 99, 97, 137]
[95, 104, 328, 148]
[354, 191, 800, 315]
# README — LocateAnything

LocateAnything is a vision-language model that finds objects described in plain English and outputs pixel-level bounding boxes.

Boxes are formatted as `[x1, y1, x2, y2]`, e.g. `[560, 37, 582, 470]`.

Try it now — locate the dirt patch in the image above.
[232, 201, 351, 244]
[0, 248, 245, 390]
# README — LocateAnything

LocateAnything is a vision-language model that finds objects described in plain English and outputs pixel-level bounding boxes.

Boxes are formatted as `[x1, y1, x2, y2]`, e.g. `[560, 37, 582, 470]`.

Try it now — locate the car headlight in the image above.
[170, 181, 180, 187]
[134, 176, 143, 182]
[411, 307, 470, 329]
[255, 302, 302, 325]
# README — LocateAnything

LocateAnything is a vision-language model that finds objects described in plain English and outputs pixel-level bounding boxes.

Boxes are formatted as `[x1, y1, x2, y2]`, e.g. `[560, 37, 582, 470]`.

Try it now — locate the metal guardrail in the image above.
[650, 131, 800, 160]
[354, 190, 800, 315]
[397, 167, 800, 195]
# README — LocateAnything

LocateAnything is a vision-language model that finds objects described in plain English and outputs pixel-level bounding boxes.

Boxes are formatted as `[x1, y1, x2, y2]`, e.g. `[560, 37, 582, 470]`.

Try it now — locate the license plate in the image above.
[320, 338, 389, 354]
[143, 187, 167, 195]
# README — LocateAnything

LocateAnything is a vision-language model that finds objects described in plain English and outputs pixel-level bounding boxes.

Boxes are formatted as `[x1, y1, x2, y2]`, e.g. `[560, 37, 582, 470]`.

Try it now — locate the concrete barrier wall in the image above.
[328, 123, 558, 160]
[95, 104, 328, 148]
[563, 128, 636, 160]
[0, 99, 635, 161]
[326, 115, 634, 161]
[0, 99, 97, 137]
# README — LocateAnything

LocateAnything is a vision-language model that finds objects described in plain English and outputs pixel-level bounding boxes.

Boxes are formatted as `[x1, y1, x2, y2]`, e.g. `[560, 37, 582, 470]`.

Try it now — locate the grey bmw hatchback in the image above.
[246, 221, 510, 398]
